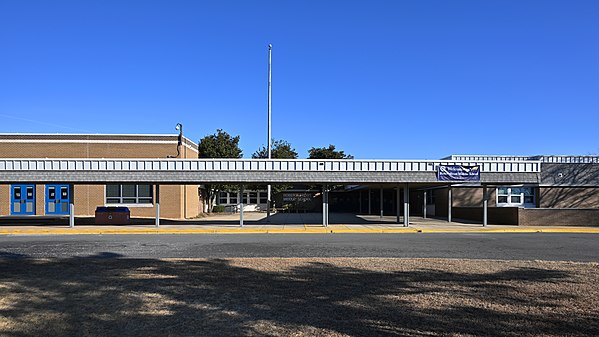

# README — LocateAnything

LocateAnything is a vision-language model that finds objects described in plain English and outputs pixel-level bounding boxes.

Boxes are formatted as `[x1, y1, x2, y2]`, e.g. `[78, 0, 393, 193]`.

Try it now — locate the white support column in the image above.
[325, 188, 329, 227]
[423, 190, 428, 219]
[69, 184, 75, 228]
[240, 185, 244, 227]
[155, 185, 160, 228]
[379, 187, 384, 219]
[403, 183, 409, 227]
[448, 186, 452, 223]
[483, 185, 488, 227]
[266, 184, 271, 222]
[396, 184, 401, 224]
[322, 185, 329, 227]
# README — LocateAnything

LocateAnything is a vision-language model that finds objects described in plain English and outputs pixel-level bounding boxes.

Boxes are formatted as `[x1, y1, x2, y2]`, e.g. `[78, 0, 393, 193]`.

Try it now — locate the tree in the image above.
[198, 129, 242, 159]
[251, 139, 298, 196]
[197, 129, 243, 212]
[252, 139, 298, 159]
[308, 145, 353, 159]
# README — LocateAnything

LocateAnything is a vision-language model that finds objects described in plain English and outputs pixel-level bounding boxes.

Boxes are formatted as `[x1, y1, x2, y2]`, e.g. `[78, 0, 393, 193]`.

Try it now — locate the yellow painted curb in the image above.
[1, 227, 598, 235]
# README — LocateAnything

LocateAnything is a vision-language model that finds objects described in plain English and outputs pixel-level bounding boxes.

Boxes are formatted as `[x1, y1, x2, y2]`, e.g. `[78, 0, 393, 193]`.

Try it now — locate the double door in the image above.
[11, 185, 36, 215]
[46, 185, 70, 215]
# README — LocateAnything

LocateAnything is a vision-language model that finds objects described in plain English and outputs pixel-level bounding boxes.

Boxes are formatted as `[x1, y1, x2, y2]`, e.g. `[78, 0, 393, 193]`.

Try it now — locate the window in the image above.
[496, 187, 535, 207]
[218, 192, 228, 205]
[229, 192, 238, 204]
[250, 192, 258, 204]
[106, 184, 153, 204]
[259, 191, 268, 204]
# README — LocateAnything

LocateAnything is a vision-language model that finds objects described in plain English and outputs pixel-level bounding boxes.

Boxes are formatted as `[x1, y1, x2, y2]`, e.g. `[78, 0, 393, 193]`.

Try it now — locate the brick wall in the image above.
[518, 208, 599, 226]
[539, 187, 599, 208]
[0, 135, 201, 219]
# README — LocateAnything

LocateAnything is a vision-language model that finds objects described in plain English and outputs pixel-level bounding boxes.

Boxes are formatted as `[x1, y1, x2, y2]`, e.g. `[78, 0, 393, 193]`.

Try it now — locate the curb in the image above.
[1, 227, 599, 235]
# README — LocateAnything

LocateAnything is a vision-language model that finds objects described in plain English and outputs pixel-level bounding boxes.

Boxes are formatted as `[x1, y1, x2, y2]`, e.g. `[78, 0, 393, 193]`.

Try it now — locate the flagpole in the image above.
[267, 44, 272, 220]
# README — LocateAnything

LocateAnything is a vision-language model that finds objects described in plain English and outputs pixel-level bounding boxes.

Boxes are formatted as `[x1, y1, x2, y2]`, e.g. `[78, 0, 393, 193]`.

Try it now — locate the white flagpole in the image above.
[267, 44, 272, 220]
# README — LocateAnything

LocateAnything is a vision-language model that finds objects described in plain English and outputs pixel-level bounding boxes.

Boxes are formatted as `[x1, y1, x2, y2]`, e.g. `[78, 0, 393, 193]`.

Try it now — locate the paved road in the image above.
[0, 233, 598, 261]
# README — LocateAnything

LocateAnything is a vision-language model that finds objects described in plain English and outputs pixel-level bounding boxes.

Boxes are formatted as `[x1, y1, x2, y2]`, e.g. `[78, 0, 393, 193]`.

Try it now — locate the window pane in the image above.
[524, 196, 534, 204]
[259, 192, 267, 204]
[242, 193, 248, 204]
[61, 187, 69, 199]
[138, 198, 153, 204]
[138, 185, 152, 197]
[511, 196, 521, 203]
[511, 188, 522, 195]
[123, 198, 136, 203]
[13, 187, 21, 199]
[229, 193, 238, 204]
[122, 185, 136, 198]
[106, 184, 120, 197]
[107, 198, 120, 204]
[250, 192, 258, 204]
[218, 193, 228, 204]
[498, 196, 508, 203]
[48, 187, 56, 199]
[523, 188, 534, 196]
[498, 187, 508, 195]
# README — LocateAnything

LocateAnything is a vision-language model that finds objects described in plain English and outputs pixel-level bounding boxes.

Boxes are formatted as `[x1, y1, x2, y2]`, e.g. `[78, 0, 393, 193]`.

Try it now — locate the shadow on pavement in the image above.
[0, 254, 597, 336]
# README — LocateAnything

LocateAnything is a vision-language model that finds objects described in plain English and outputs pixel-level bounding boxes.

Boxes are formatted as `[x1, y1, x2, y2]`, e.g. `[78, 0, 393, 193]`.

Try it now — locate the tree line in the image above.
[197, 129, 353, 161]
[196, 129, 353, 212]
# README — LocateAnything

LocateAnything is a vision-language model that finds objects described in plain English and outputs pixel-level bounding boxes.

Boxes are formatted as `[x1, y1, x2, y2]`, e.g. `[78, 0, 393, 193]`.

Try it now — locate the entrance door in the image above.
[11, 185, 36, 215]
[46, 185, 70, 215]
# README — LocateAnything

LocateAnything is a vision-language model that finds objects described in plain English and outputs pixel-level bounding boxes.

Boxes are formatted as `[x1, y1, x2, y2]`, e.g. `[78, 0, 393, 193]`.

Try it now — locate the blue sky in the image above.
[1, 0, 597, 159]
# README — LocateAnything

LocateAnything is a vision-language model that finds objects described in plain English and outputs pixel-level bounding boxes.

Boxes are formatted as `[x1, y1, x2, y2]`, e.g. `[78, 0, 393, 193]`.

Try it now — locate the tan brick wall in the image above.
[0, 135, 201, 218]
[0, 185, 9, 215]
[539, 187, 599, 208]
[519, 208, 599, 226]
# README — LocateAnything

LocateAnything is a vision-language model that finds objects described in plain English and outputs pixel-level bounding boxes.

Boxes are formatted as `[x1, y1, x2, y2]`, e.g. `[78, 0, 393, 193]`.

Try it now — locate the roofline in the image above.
[0, 133, 198, 152]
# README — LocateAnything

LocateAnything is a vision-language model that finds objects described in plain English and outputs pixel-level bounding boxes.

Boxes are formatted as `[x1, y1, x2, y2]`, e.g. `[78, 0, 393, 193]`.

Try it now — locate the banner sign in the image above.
[437, 165, 480, 181]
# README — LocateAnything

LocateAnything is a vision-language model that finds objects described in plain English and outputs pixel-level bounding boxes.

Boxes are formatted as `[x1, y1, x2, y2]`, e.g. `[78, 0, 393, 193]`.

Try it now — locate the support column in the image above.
[379, 187, 384, 219]
[69, 184, 75, 228]
[266, 184, 271, 222]
[403, 183, 409, 227]
[423, 190, 428, 219]
[447, 186, 452, 223]
[155, 185, 160, 228]
[396, 184, 401, 223]
[483, 185, 488, 227]
[240, 185, 244, 227]
[322, 185, 329, 227]
[326, 188, 329, 227]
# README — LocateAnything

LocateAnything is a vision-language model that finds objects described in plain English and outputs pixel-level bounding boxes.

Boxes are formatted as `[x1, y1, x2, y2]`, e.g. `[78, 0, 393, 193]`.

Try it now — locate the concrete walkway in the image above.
[1, 212, 599, 235]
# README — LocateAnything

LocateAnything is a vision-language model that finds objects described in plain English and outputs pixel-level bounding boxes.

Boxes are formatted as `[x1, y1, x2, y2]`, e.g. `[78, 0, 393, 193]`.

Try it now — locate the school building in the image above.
[0, 133, 598, 226]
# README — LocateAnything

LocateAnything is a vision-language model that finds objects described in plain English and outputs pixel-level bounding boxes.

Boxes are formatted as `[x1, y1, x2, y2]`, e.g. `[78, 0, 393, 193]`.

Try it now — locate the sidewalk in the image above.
[1, 213, 599, 235]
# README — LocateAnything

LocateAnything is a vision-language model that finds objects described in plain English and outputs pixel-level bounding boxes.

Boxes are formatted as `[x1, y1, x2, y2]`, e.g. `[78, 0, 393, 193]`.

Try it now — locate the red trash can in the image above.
[95, 206, 130, 225]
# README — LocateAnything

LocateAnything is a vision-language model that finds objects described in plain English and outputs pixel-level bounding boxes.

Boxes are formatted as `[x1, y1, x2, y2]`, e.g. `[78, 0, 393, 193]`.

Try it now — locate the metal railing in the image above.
[0, 158, 541, 173]
[448, 155, 598, 164]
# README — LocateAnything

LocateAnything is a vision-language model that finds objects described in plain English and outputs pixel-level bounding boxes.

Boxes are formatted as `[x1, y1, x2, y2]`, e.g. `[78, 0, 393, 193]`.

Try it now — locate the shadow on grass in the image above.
[0, 255, 597, 336]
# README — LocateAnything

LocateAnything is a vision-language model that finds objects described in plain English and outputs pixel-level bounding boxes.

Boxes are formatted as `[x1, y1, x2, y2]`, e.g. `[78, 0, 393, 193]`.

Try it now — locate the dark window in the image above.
[106, 184, 153, 204]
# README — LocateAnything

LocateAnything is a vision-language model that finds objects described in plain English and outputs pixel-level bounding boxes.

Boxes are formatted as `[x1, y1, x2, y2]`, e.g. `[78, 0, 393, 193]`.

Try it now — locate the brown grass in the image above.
[0, 257, 598, 336]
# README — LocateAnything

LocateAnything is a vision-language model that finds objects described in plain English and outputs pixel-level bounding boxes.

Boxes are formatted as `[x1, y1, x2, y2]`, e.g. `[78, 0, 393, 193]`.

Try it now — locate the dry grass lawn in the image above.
[0, 257, 598, 336]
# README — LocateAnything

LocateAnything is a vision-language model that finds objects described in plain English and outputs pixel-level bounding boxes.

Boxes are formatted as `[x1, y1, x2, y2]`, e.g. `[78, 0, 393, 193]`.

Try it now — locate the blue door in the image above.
[46, 185, 70, 215]
[11, 185, 36, 215]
